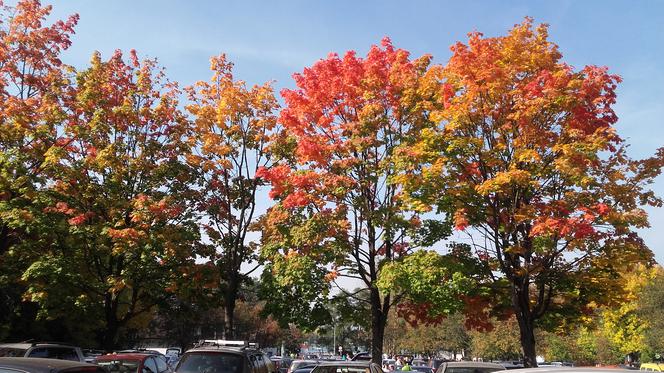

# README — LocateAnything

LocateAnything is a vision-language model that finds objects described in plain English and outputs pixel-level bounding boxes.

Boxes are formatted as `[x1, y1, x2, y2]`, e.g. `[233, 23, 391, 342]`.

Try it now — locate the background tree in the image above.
[637, 266, 664, 361]
[258, 253, 332, 331]
[185, 54, 279, 338]
[395, 19, 663, 366]
[23, 50, 199, 350]
[332, 290, 372, 354]
[384, 312, 469, 357]
[259, 38, 445, 363]
[599, 264, 657, 362]
[0, 0, 78, 339]
[469, 316, 522, 361]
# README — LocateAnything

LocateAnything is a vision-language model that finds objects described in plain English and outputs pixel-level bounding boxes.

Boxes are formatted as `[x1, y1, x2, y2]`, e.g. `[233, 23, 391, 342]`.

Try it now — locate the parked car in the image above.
[138, 348, 182, 367]
[175, 340, 275, 373]
[0, 342, 85, 362]
[436, 362, 506, 373]
[82, 350, 104, 364]
[114, 350, 176, 367]
[492, 362, 523, 370]
[0, 357, 105, 373]
[508, 368, 631, 373]
[312, 361, 382, 373]
[428, 360, 446, 372]
[350, 353, 371, 362]
[96, 352, 173, 373]
[271, 356, 293, 373]
[410, 365, 435, 373]
[288, 360, 319, 373]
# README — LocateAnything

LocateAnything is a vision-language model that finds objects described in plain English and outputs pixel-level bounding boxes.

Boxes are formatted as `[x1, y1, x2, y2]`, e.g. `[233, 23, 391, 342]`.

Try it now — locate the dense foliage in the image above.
[0, 1, 662, 363]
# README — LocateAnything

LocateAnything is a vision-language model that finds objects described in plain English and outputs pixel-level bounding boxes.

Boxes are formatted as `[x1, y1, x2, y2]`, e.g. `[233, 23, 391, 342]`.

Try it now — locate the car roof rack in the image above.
[196, 340, 260, 349]
[20, 340, 76, 347]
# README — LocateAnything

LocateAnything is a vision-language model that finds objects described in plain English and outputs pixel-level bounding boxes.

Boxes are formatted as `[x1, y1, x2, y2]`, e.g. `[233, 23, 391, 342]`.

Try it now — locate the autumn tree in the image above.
[394, 19, 663, 366]
[23, 50, 199, 350]
[185, 54, 278, 338]
[469, 316, 522, 361]
[384, 312, 469, 357]
[259, 38, 446, 362]
[0, 0, 78, 336]
[638, 267, 664, 361]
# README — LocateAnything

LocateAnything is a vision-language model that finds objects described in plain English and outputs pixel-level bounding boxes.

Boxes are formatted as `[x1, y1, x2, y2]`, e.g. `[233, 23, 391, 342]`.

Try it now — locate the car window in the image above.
[155, 356, 170, 373]
[28, 346, 79, 361]
[0, 348, 28, 357]
[176, 352, 244, 373]
[52, 347, 81, 361]
[97, 359, 141, 373]
[144, 358, 159, 373]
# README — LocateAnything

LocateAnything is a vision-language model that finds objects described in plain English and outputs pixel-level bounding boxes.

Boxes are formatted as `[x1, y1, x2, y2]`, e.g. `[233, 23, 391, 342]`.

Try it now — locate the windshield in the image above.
[0, 348, 27, 357]
[96, 359, 141, 373]
[176, 353, 244, 373]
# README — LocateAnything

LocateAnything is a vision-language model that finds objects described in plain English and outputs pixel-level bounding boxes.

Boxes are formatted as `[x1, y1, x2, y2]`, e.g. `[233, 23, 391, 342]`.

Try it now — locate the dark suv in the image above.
[0, 342, 85, 362]
[175, 341, 275, 373]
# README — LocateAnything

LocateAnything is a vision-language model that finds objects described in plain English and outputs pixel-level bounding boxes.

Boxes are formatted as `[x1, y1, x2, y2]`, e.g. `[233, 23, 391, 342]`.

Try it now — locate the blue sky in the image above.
[45, 0, 664, 262]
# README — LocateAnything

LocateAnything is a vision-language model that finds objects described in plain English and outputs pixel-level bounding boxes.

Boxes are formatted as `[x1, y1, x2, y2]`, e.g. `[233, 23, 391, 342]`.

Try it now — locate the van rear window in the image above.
[177, 353, 244, 373]
[0, 348, 27, 357]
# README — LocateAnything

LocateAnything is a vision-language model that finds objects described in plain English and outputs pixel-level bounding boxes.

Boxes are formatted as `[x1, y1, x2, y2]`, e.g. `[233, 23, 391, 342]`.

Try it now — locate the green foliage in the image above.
[259, 256, 331, 331]
[638, 268, 664, 361]
[378, 250, 473, 319]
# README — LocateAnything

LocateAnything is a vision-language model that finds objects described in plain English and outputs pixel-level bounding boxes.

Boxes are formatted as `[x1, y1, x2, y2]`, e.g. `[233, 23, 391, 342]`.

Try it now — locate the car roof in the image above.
[184, 347, 257, 355]
[0, 357, 96, 371]
[507, 369, 633, 373]
[443, 362, 506, 369]
[0, 343, 76, 349]
[317, 361, 373, 368]
[96, 353, 154, 361]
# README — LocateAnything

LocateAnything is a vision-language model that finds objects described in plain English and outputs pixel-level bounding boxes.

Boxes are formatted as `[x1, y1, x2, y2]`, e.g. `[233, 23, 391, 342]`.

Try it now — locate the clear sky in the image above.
[44, 0, 664, 262]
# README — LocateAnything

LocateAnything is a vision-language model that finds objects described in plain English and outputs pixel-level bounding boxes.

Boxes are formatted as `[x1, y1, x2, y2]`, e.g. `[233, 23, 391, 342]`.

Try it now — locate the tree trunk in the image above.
[223, 298, 236, 339]
[222, 274, 239, 339]
[512, 277, 537, 367]
[101, 306, 120, 352]
[370, 287, 387, 364]
[102, 296, 120, 352]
